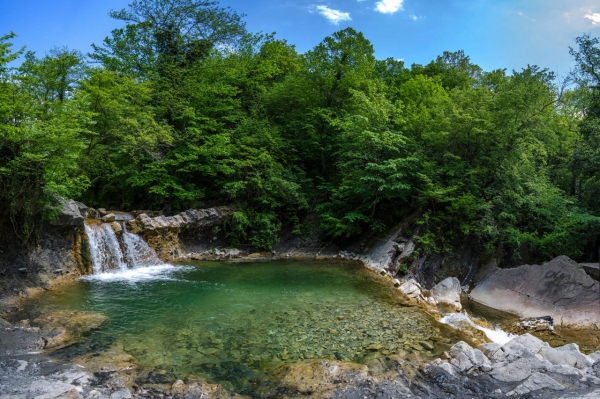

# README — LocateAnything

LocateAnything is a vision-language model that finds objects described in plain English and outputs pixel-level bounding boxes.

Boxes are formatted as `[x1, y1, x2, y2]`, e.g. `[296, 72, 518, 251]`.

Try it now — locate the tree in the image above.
[91, 0, 246, 78]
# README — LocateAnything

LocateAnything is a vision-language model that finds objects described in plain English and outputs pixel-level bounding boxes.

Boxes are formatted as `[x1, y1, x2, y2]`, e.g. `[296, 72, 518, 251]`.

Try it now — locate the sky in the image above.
[2, 0, 600, 76]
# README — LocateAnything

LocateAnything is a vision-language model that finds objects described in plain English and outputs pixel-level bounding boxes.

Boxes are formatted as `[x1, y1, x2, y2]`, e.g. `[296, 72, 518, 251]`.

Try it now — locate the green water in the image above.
[17, 260, 454, 393]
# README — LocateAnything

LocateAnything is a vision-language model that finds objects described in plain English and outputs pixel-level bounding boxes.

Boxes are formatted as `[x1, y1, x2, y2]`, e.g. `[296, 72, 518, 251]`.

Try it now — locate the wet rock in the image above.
[470, 255, 600, 328]
[101, 214, 116, 223]
[430, 277, 462, 311]
[34, 310, 109, 349]
[109, 222, 122, 235]
[516, 316, 554, 332]
[260, 360, 370, 398]
[171, 380, 246, 399]
[507, 372, 565, 396]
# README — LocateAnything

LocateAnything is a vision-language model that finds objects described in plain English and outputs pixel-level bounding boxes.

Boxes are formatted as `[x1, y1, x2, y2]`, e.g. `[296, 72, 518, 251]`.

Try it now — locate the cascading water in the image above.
[440, 312, 515, 345]
[85, 222, 166, 275]
[121, 226, 163, 268]
[85, 223, 128, 273]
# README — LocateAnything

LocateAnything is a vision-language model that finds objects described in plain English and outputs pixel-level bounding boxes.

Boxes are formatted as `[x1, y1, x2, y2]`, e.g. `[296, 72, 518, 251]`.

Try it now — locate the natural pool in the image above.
[14, 260, 464, 393]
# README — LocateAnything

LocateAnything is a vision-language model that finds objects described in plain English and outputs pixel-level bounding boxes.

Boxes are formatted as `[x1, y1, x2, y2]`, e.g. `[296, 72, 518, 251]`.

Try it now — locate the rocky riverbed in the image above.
[2, 313, 600, 399]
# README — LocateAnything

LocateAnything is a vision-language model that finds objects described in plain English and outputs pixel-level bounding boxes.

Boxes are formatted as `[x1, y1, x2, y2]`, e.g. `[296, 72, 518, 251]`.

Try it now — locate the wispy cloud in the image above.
[585, 12, 600, 25]
[310, 5, 352, 25]
[375, 0, 404, 14]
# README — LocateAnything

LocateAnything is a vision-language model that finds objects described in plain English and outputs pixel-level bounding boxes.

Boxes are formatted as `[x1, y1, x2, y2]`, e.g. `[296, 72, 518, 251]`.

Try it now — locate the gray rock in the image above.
[109, 389, 131, 399]
[430, 277, 462, 311]
[49, 198, 84, 227]
[507, 372, 565, 396]
[398, 279, 421, 298]
[589, 361, 600, 378]
[503, 333, 548, 354]
[539, 343, 594, 369]
[478, 342, 502, 358]
[490, 342, 552, 382]
[588, 351, 600, 363]
[470, 255, 600, 328]
[449, 341, 492, 374]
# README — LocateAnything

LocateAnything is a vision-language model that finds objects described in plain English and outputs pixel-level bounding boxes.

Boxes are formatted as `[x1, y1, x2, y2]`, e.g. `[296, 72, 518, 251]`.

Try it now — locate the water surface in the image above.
[16, 260, 456, 392]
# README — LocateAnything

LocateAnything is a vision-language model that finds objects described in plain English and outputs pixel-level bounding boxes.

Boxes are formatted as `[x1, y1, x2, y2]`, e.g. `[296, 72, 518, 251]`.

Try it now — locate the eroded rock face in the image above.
[470, 255, 600, 329]
[125, 207, 234, 261]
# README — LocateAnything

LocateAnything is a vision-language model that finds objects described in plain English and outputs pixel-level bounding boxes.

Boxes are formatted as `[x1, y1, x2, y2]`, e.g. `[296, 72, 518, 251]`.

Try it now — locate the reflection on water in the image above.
[15, 260, 462, 393]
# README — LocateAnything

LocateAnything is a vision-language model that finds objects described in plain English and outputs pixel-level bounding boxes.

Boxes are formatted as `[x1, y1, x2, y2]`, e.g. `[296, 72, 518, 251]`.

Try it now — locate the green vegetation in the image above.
[1, 0, 599, 261]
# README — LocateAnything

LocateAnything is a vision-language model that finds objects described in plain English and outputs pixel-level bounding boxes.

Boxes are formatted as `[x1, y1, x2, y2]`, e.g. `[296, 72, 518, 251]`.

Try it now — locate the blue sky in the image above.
[2, 0, 600, 75]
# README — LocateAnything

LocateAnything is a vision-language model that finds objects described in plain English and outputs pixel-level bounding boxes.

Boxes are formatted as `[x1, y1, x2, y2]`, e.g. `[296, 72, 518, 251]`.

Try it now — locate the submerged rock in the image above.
[33, 310, 109, 349]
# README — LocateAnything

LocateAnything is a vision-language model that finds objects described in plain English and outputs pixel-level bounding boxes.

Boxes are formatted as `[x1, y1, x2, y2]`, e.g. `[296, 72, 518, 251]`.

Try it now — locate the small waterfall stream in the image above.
[440, 312, 515, 345]
[85, 222, 165, 274]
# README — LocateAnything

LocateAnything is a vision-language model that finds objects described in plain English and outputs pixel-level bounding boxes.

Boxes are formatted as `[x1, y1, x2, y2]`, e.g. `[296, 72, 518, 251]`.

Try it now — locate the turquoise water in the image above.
[17, 260, 455, 393]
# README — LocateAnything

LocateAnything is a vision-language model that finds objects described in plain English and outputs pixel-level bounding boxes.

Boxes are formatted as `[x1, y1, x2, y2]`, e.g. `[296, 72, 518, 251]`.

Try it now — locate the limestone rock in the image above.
[430, 277, 462, 311]
[49, 198, 85, 227]
[539, 343, 594, 369]
[507, 372, 565, 396]
[398, 279, 421, 298]
[449, 341, 492, 374]
[131, 207, 234, 261]
[489, 338, 553, 382]
[109, 222, 122, 235]
[470, 255, 600, 328]
[101, 213, 116, 223]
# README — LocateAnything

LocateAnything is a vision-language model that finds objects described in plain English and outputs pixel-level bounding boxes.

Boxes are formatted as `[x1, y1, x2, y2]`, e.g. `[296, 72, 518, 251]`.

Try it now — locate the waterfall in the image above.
[85, 222, 165, 274]
[85, 223, 128, 274]
[439, 312, 515, 345]
[121, 226, 163, 268]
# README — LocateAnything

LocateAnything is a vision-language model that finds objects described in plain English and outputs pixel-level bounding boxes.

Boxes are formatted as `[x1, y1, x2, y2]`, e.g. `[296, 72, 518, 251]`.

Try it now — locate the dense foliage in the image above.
[1, 0, 599, 261]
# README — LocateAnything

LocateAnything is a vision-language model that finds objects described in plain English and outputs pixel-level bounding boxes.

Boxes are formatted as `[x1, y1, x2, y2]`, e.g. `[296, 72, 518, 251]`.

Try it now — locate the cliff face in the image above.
[126, 206, 235, 260]
[0, 214, 90, 310]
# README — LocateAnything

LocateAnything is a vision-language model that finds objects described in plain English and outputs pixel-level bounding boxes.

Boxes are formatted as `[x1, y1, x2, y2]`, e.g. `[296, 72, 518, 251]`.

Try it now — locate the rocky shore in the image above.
[1, 204, 600, 398]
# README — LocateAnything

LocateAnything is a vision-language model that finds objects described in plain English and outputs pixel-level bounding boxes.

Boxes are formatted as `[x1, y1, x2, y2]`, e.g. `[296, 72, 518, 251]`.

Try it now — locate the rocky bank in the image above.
[2, 202, 600, 398]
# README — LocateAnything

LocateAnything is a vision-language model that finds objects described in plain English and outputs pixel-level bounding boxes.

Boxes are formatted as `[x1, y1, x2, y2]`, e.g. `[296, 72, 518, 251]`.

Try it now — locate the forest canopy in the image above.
[1, 0, 599, 262]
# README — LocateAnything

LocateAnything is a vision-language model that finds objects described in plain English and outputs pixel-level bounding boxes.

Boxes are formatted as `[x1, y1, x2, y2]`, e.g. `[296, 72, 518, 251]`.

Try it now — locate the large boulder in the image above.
[49, 198, 84, 228]
[470, 256, 600, 328]
[430, 277, 462, 311]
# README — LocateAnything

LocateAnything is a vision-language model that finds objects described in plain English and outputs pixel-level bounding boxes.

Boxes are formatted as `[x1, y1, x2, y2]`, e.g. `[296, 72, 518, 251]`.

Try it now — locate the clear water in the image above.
[16, 260, 457, 393]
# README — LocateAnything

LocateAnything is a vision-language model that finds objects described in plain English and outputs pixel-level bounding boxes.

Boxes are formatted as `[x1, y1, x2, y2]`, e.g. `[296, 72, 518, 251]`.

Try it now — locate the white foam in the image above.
[81, 264, 190, 283]
[440, 312, 515, 345]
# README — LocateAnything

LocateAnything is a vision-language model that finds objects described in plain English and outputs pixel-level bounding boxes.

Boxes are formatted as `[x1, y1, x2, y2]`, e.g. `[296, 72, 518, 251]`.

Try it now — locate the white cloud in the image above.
[375, 0, 404, 14]
[311, 5, 352, 24]
[585, 12, 600, 25]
